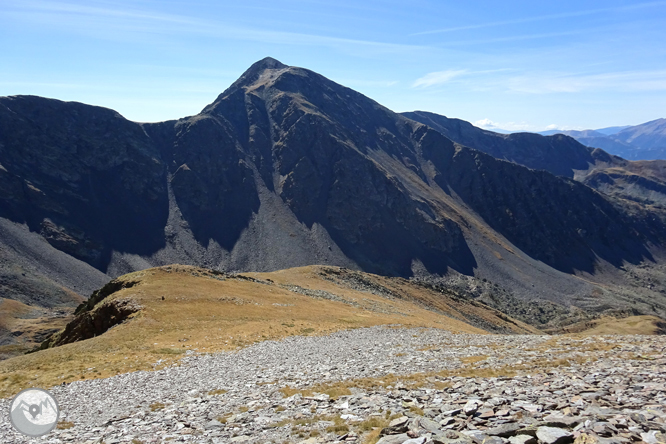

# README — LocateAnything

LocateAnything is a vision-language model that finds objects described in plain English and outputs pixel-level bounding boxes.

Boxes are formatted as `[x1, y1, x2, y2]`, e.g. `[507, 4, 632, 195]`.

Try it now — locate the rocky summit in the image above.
[1, 57, 666, 338]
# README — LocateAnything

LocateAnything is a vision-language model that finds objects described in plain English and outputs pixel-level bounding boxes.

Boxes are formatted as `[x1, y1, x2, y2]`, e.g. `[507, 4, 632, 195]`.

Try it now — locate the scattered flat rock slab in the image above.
[403, 438, 427, 444]
[464, 400, 480, 415]
[341, 414, 362, 422]
[434, 432, 475, 444]
[537, 427, 574, 444]
[513, 401, 543, 414]
[583, 406, 619, 417]
[441, 417, 457, 427]
[204, 419, 224, 429]
[509, 435, 537, 444]
[377, 434, 411, 444]
[487, 423, 521, 437]
[542, 415, 586, 428]
[383, 417, 410, 435]
[416, 417, 442, 433]
[641, 431, 666, 444]
[517, 426, 539, 437]
[462, 430, 489, 444]
[306, 394, 330, 402]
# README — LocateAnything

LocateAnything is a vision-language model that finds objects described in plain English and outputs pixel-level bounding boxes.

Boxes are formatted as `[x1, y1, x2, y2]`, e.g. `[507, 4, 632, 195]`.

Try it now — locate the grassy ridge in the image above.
[0, 264, 537, 398]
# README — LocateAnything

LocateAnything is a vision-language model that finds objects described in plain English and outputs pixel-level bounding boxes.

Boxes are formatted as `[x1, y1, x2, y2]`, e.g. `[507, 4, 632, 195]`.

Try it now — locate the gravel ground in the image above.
[1, 327, 664, 444]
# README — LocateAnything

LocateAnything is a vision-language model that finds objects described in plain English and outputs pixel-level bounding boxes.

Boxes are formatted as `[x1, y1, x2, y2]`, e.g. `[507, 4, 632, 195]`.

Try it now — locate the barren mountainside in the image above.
[1, 57, 666, 342]
[403, 111, 666, 208]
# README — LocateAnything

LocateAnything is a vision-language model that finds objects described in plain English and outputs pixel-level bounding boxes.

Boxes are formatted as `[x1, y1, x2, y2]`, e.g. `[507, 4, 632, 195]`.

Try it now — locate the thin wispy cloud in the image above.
[411, 68, 512, 89]
[474, 119, 534, 132]
[7, 0, 200, 25]
[435, 30, 587, 47]
[412, 70, 467, 88]
[2, 0, 432, 55]
[508, 70, 666, 94]
[474, 119, 583, 132]
[413, 1, 666, 35]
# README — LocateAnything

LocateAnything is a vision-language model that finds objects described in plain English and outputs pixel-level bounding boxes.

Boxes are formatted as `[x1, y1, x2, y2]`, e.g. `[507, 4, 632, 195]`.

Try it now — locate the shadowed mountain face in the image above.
[152, 58, 476, 277]
[0, 96, 169, 269]
[403, 111, 666, 208]
[401, 111, 596, 178]
[1, 57, 666, 331]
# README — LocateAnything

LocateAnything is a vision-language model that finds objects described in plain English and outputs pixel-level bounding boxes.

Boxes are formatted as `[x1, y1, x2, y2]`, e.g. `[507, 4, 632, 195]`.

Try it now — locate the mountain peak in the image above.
[252, 57, 288, 71]
[206, 57, 290, 108]
[232, 57, 289, 88]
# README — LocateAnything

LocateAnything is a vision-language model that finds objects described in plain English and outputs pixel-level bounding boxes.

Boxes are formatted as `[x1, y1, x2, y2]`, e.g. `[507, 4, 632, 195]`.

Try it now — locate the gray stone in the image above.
[641, 431, 665, 444]
[383, 416, 410, 435]
[462, 431, 490, 444]
[464, 400, 480, 416]
[403, 438, 427, 444]
[376, 435, 411, 444]
[415, 417, 441, 433]
[542, 414, 585, 428]
[536, 427, 573, 444]
[440, 417, 456, 427]
[433, 431, 476, 444]
[509, 435, 537, 444]
[204, 419, 224, 429]
[513, 401, 542, 414]
[487, 423, 521, 437]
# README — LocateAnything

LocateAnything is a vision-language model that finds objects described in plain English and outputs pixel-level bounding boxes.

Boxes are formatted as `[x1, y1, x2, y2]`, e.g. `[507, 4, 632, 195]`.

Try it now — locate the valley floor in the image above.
[0, 327, 664, 444]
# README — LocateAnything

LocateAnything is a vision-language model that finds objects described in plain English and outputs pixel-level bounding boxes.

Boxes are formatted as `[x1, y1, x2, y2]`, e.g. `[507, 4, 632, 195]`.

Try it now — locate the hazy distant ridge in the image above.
[538, 119, 666, 160]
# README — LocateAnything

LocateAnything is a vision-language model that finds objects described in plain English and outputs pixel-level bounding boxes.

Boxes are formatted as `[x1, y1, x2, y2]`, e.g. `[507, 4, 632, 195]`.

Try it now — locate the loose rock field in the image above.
[1, 327, 664, 444]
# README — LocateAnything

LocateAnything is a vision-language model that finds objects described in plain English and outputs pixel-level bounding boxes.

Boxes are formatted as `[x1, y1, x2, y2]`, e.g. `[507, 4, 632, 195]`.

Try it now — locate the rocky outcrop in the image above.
[37, 278, 140, 349]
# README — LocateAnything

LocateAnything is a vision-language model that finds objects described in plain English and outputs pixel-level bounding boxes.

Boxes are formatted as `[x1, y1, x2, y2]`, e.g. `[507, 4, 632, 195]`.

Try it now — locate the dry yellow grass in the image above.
[0, 299, 76, 359]
[571, 315, 664, 335]
[277, 356, 558, 397]
[0, 264, 534, 398]
[459, 355, 488, 364]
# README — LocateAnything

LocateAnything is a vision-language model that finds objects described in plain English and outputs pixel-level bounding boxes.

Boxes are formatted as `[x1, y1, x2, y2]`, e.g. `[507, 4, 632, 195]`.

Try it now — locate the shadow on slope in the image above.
[425, 144, 656, 274]
[0, 96, 169, 272]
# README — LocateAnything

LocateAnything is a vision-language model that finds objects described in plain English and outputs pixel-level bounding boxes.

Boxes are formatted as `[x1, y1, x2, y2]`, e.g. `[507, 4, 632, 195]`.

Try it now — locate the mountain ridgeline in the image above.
[1, 57, 666, 331]
[403, 111, 666, 208]
[540, 119, 666, 161]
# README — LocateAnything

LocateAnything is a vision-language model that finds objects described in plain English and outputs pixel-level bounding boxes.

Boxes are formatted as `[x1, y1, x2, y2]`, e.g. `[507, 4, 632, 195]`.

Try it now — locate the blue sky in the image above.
[1, 0, 665, 131]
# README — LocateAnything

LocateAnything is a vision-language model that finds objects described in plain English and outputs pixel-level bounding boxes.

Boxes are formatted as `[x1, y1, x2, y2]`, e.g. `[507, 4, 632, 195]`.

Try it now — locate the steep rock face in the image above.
[577, 154, 666, 207]
[402, 111, 595, 178]
[170, 59, 475, 276]
[0, 96, 169, 269]
[430, 147, 655, 273]
[403, 110, 666, 208]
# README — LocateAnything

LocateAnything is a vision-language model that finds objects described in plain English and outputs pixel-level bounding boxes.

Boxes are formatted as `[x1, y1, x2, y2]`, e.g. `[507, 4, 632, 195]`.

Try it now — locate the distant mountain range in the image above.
[539, 119, 666, 160]
[2, 57, 666, 345]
